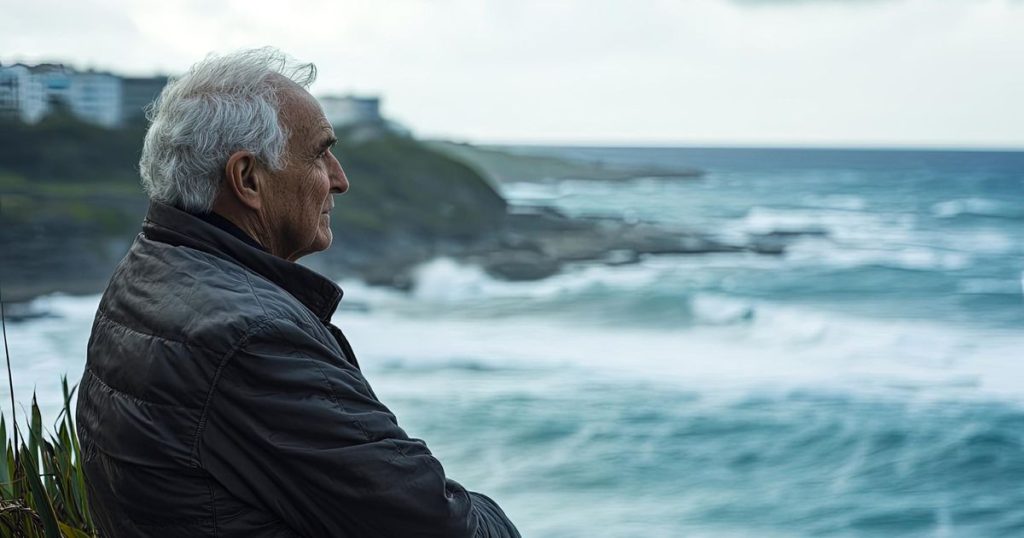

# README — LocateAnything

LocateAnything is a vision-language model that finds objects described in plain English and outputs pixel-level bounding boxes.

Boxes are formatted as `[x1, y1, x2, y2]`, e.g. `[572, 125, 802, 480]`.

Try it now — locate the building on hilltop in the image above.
[31, 63, 75, 118]
[1, 64, 409, 134]
[0, 65, 28, 120]
[318, 95, 382, 127]
[68, 71, 123, 127]
[317, 94, 411, 138]
[0, 64, 49, 123]
[0, 63, 167, 127]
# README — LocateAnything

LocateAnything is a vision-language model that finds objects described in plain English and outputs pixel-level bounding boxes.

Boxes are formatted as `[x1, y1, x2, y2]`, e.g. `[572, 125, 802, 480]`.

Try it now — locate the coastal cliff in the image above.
[0, 117, 790, 304]
[0, 117, 509, 301]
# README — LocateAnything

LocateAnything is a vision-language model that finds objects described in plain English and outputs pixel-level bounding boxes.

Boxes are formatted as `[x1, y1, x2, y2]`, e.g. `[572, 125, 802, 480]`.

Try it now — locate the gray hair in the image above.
[139, 47, 317, 212]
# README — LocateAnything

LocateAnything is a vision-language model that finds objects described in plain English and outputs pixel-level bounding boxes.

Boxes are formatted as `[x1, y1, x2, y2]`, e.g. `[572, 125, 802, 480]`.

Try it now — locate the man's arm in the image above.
[198, 318, 520, 537]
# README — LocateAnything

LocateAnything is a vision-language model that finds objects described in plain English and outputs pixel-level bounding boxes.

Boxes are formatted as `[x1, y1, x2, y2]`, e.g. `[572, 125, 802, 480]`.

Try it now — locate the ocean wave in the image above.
[957, 278, 1024, 296]
[407, 257, 664, 303]
[498, 181, 565, 202]
[338, 291, 1024, 405]
[375, 367, 1024, 537]
[737, 206, 897, 236]
[690, 294, 757, 325]
[8, 256, 1024, 421]
[376, 356, 521, 374]
[931, 228, 1018, 256]
[10, 291, 1022, 538]
[11, 289, 1023, 538]
[801, 194, 868, 211]
[931, 198, 1022, 219]
[2, 293, 102, 419]
[403, 258, 768, 328]
[784, 239, 974, 271]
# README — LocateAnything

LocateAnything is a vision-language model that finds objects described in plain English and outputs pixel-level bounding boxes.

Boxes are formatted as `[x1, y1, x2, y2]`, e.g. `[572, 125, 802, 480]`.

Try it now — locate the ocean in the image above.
[5, 147, 1024, 537]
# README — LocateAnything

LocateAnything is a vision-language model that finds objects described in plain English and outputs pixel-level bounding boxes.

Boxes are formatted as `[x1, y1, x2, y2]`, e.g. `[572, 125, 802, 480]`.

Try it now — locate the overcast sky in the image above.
[3, 0, 1022, 147]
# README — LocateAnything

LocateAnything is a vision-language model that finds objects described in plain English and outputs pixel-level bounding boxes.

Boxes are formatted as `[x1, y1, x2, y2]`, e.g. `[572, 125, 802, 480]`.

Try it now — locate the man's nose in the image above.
[328, 151, 349, 194]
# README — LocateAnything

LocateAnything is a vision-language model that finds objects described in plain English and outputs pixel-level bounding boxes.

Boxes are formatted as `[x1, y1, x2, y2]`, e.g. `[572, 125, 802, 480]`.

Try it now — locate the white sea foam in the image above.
[783, 239, 973, 271]
[932, 228, 1017, 255]
[931, 198, 1019, 219]
[2, 293, 101, 421]
[498, 182, 564, 203]
[690, 294, 756, 325]
[737, 204, 1013, 270]
[738, 206, 884, 235]
[6, 253, 1023, 424]
[733, 207, 924, 257]
[340, 260, 1024, 403]
[408, 257, 664, 303]
[338, 299, 1024, 406]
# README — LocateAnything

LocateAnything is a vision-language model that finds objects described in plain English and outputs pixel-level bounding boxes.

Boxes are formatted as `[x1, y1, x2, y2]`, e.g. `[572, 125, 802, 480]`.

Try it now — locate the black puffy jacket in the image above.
[77, 201, 520, 537]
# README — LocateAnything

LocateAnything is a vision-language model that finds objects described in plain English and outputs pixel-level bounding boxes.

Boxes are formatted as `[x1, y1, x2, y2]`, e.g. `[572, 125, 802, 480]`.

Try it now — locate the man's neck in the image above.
[185, 208, 267, 252]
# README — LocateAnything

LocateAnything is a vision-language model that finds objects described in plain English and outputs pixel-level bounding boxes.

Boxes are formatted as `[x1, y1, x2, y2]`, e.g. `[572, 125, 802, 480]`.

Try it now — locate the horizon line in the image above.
[430, 137, 1024, 153]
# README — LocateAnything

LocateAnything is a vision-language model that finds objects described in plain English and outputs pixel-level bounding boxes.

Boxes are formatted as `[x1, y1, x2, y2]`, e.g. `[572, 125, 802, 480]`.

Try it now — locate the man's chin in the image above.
[290, 232, 333, 262]
[314, 229, 333, 252]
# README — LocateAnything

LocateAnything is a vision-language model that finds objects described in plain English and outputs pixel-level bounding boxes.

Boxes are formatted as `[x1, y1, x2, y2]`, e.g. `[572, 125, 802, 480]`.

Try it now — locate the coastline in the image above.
[1, 137, 807, 307]
[0, 202, 804, 309]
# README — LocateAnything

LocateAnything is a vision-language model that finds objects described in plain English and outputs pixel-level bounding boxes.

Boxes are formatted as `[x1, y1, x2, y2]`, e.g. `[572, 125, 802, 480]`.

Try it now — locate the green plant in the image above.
[0, 278, 95, 536]
[0, 379, 97, 537]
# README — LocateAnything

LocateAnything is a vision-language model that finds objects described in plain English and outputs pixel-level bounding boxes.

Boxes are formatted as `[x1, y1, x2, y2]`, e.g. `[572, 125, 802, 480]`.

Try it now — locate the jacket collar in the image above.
[186, 209, 268, 252]
[142, 201, 343, 322]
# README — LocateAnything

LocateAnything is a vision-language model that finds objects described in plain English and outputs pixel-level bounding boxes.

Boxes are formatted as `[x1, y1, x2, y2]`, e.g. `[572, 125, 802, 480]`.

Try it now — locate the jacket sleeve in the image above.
[198, 318, 520, 537]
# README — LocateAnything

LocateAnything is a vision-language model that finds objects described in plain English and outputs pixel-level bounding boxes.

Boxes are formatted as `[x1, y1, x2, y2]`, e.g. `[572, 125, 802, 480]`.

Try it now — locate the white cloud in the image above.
[2, 0, 1022, 146]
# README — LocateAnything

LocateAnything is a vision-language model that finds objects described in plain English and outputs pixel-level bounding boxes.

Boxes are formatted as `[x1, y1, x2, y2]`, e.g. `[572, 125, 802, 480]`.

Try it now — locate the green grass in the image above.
[330, 130, 507, 241]
[0, 175, 28, 190]
[0, 378, 97, 537]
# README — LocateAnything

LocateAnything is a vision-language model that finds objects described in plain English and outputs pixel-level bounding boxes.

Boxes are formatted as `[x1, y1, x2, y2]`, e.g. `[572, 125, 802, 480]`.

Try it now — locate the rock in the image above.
[744, 228, 829, 255]
[603, 249, 640, 266]
[477, 250, 562, 281]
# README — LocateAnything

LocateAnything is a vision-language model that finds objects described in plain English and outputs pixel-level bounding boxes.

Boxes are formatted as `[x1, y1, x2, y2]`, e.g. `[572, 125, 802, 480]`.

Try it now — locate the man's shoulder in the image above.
[96, 233, 318, 351]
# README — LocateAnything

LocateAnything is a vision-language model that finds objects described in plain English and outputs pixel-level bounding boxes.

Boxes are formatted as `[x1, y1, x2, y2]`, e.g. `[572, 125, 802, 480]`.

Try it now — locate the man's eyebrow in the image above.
[318, 136, 338, 151]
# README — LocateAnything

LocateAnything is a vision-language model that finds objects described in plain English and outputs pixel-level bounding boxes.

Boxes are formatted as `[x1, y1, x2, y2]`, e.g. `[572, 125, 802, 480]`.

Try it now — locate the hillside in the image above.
[0, 117, 508, 300]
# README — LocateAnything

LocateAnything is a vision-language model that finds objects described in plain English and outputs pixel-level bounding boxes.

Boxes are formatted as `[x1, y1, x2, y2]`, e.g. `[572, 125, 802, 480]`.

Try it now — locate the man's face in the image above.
[261, 85, 348, 261]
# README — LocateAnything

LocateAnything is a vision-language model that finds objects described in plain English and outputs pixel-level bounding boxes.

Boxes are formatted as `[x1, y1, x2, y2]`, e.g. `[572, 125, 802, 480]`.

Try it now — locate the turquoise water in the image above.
[5, 148, 1024, 536]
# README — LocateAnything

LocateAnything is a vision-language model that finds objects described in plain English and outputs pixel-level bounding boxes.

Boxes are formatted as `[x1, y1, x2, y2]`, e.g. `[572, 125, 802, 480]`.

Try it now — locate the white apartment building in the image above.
[69, 71, 122, 127]
[0, 64, 47, 123]
[0, 63, 133, 127]
[1, 64, 394, 131]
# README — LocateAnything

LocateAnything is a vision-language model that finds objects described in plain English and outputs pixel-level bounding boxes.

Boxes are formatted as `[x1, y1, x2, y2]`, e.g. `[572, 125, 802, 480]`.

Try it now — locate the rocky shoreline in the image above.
[1, 200, 816, 309]
[1, 137, 818, 309]
[306, 203, 812, 291]
[461, 206, 789, 281]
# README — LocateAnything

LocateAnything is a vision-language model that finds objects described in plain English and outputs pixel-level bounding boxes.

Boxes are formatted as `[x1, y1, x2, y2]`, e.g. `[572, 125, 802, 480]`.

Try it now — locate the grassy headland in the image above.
[0, 114, 512, 300]
[1, 112, 785, 304]
[427, 140, 704, 183]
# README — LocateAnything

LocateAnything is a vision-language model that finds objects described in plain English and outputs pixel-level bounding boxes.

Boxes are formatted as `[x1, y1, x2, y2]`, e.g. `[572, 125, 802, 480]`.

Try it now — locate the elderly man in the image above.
[76, 48, 520, 537]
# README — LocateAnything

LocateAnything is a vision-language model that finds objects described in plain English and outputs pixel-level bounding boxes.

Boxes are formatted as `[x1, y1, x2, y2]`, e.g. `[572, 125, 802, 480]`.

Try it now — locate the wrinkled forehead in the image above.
[275, 79, 332, 145]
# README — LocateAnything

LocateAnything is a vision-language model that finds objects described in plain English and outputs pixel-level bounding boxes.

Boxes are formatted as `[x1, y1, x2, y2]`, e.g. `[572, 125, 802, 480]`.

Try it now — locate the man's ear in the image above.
[223, 151, 262, 210]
